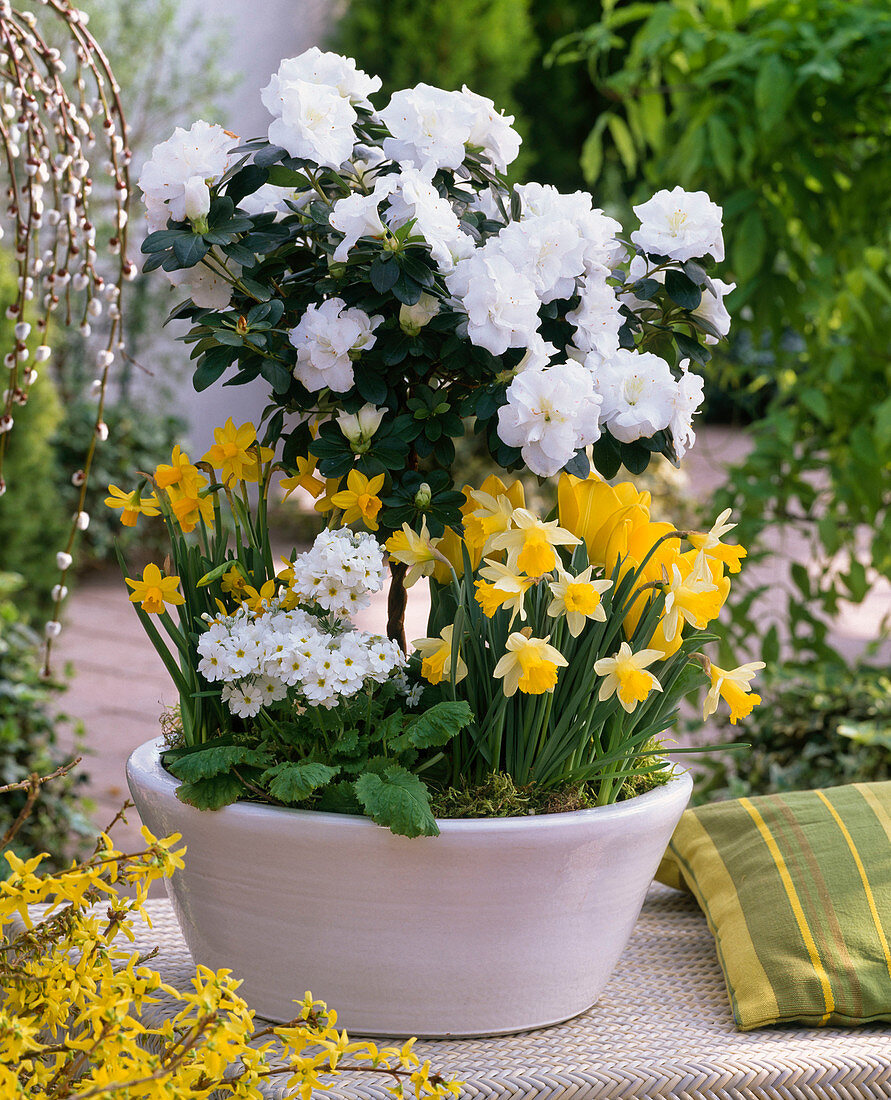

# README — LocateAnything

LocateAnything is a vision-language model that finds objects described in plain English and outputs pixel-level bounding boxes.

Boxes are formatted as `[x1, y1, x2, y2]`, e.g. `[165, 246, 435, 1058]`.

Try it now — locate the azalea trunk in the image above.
[387, 560, 408, 651]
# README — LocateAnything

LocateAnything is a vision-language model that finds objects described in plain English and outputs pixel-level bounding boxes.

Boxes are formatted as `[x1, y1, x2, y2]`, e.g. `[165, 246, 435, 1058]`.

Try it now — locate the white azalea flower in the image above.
[446, 248, 540, 356]
[166, 260, 239, 310]
[458, 85, 522, 172]
[692, 278, 735, 344]
[265, 77, 357, 168]
[594, 349, 677, 443]
[512, 183, 622, 275]
[515, 332, 558, 373]
[497, 361, 602, 477]
[668, 361, 705, 460]
[138, 120, 233, 226]
[494, 215, 587, 304]
[329, 177, 396, 261]
[238, 183, 311, 218]
[379, 83, 476, 171]
[385, 167, 469, 272]
[289, 298, 382, 393]
[567, 270, 623, 363]
[261, 48, 381, 109]
[631, 186, 724, 262]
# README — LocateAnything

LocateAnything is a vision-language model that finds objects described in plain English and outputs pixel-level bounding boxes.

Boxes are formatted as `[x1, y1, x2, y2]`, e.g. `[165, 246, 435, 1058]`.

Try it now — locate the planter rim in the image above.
[129, 735, 692, 835]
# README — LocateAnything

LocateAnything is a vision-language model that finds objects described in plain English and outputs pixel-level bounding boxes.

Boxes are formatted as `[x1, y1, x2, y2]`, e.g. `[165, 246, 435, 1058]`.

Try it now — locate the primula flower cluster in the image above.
[198, 530, 403, 714]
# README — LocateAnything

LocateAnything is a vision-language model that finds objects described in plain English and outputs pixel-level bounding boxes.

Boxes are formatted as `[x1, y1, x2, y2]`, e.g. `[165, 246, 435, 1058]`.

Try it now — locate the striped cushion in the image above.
[656, 781, 891, 1030]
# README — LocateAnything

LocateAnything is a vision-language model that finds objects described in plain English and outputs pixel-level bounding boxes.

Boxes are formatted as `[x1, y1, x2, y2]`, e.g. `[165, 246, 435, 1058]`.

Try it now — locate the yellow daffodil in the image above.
[202, 418, 274, 484]
[464, 476, 526, 554]
[547, 567, 612, 636]
[330, 468, 385, 531]
[280, 455, 326, 500]
[557, 473, 651, 558]
[688, 508, 747, 573]
[703, 660, 765, 723]
[594, 641, 663, 713]
[313, 477, 343, 515]
[167, 468, 215, 533]
[125, 563, 185, 615]
[661, 551, 722, 638]
[413, 624, 467, 685]
[103, 484, 160, 528]
[242, 578, 278, 613]
[432, 523, 466, 584]
[475, 558, 535, 621]
[493, 632, 568, 696]
[488, 508, 580, 578]
[154, 444, 198, 490]
[385, 520, 440, 586]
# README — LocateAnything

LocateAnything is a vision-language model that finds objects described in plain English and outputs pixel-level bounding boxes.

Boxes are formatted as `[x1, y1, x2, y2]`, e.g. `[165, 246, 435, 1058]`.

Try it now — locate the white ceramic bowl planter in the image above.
[127, 736, 692, 1037]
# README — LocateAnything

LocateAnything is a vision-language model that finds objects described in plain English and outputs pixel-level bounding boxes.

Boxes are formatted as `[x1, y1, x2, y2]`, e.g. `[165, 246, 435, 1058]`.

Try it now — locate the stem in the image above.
[387, 560, 408, 650]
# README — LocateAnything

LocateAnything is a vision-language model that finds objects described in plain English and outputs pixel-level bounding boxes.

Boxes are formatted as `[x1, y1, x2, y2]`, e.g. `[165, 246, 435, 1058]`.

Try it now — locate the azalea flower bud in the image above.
[414, 482, 433, 509]
[399, 292, 440, 335]
[44, 620, 62, 638]
[336, 403, 384, 453]
[56, 551, 72, 569]
[75, 510, 90, 530]
[184, 175, 212, 223]
[52, 584, 68, 601]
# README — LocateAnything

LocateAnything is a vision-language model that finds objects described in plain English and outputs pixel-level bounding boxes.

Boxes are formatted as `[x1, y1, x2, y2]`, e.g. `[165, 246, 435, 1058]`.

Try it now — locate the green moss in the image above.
[430, 754, 674, 819]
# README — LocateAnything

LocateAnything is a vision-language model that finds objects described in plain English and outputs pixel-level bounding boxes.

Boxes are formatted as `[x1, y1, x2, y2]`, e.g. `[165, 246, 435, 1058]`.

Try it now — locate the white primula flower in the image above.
[166, 260, 239, 310]
[221, 680, 265, 718]
[385, 168, 469, 273]
[265, 78, 357, 168]
[631, 186, 724, 262]
[668, 361, 705, 460]
[289, 298, 382, 393]
[494, 215, 587, 304]
[261, 48, 381, 109]
[379, 84, 476, 171]
[594, 349, 677, 443]
[692, 278, 735, 344]
[498, 361, 602, 477]
[329, 177, 397, 261]
[567, 270, 623, 363]
[458, 85, 522, 172]
[446, 248, 540, 356]
[138, 120, 233, 225]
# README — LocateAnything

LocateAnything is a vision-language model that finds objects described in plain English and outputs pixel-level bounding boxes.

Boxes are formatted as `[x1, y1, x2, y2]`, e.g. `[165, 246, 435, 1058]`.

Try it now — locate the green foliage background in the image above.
[554, 0, 891, 666]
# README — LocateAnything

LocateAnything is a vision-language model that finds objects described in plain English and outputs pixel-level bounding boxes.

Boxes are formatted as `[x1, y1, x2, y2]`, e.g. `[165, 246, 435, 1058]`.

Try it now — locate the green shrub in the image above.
[696, 664, 891, 803]
[0, 574, 91, 867]
[553, 0, 891, 665]
[53, 400, 185, 570]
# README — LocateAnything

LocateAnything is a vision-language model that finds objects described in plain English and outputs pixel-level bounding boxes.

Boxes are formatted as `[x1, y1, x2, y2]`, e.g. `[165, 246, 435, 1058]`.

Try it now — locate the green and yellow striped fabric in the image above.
[656, 781, 891, 1030]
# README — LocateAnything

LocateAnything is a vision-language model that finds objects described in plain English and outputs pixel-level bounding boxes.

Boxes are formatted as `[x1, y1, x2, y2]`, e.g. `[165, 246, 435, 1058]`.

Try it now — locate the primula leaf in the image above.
[355, 766, 439, 838]
[388, 700, 473, 753]
[175, 772, 244, 811]
[262, 761, 340, 803]
[318, 779, 363, 814]
[166, 744, 271, 783]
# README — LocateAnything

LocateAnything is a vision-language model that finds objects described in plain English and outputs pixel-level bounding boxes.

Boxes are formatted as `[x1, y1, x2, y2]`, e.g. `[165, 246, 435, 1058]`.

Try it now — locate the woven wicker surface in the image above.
[136, 885, 891, 1100]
